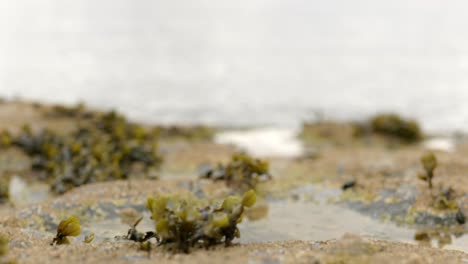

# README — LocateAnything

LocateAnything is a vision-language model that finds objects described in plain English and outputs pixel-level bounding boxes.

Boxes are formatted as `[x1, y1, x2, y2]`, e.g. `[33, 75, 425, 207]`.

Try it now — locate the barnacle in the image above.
[200, 153, 271, 190]
[146, 190, 257, 253]
[51, 216, 81, 245]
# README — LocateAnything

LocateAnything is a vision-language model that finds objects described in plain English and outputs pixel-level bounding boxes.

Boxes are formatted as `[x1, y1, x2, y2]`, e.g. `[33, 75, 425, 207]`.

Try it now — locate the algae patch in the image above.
[2, 109, 162, 194]
[146, 189, 256, 253]
[200, 153, 271, 190]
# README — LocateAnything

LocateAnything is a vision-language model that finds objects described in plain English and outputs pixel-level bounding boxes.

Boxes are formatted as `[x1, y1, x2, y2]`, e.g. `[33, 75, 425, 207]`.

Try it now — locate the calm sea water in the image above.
[2, 0, 468, 132]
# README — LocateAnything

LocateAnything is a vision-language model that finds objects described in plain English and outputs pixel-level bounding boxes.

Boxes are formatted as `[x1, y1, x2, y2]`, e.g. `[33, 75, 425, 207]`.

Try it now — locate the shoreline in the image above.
[0, 100, 467, 263]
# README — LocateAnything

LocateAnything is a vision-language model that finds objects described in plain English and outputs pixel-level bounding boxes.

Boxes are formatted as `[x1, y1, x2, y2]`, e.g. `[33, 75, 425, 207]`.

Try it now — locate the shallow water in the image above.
[82, 198, 467, 253]
[3, 1, 468, 132]
[214, 127, 456, 158]
[240, 201, 414, 243]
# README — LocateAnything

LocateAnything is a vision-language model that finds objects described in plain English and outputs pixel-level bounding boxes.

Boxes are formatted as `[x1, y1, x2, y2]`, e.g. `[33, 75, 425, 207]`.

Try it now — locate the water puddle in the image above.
[240, 200, 414, 243]
[83, 198, 467, 253]
[8, 165, 467, 252]
[240, 200, 467, 253]
[9, 176, 50, 206]
[85, 215, 154, 243]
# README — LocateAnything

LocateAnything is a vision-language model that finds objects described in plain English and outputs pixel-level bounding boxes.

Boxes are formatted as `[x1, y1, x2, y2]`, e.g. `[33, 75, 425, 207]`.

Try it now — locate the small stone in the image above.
[456, 210, 465, 225]
[341, 179, 356, 190]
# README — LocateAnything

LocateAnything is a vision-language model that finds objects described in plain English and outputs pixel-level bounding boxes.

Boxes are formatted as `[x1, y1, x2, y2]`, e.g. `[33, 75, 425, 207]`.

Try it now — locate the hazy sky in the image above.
[2, 1, 468, 129]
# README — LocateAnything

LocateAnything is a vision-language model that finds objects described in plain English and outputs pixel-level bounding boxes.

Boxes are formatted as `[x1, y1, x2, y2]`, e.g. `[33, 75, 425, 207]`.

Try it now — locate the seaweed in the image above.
[0, 131, 12, 148]
[414, 228, 464, 248]
[84, 233, 95, 243]
[417, 154, 461, 212]
[431, 194, 458, 211]
[51, 216, 81, 245]
[299, 115, 422, 148]
[418, 152, 437, 189]
[156, 125, 215, 141]
[0, 178, 9, 204]
[146, 189, 256, 253]
[369, 113, 422, 143]
[0, 235, 7, 256]
[125, 217, 156, 243]
[2, 109, 162, 194]
[200, 153, 271, 190]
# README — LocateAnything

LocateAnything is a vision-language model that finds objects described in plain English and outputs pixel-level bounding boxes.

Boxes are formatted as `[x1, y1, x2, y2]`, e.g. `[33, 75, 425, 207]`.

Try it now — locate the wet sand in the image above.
[0, 100, 467, 263]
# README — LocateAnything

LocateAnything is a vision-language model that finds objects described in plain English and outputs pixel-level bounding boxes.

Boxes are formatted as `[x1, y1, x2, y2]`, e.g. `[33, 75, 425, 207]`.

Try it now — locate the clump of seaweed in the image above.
[0, 235, 8, 256]
[417, 154, 461, 212]
[299, 115, 422, 148]
[414, 228, 464, 248]
[146, 189, 256, 253]
[2, 109, 162, 193]
[0, 178, 9, 204]
[200, 153, 271, 190]
[51, 216, 81, 245]
[418, 152, 437, 189]
[369, 113, 422, 143]
[0, 131, 12, 148]
[431, 193, 458, 211]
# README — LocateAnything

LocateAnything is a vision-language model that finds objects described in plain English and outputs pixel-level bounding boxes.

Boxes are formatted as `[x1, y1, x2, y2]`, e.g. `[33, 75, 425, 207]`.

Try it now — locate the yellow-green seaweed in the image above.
[200, 153, 271, 190]
[51, 216, 81, 245]
[0, 235, 8, 256]
[418, 152, 437, 189]
[3, 108, 162, 194]
[146, 190, 257, 253]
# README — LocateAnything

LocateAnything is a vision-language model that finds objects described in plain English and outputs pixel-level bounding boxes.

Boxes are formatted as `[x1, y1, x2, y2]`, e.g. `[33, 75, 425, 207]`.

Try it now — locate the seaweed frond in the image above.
[418, 152, 437, 189]
[200, 153, 271, 190]
[146, 189, 256, 253]
[51, 216, 81, 245]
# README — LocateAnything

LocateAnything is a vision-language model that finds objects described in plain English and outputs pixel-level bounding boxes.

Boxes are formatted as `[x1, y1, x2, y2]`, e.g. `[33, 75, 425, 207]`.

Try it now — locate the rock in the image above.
[341, 180, 356, 191]
[456, 210, 466, 225]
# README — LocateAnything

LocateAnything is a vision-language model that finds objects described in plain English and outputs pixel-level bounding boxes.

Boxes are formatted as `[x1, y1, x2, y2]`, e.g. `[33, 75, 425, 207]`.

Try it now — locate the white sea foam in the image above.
[422, 137, 456, 153]
[215, 127, 304, 158]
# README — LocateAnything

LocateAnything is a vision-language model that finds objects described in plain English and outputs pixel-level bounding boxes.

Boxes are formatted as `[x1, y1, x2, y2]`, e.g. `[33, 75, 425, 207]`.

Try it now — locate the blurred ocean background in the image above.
[2, 0, 468, 132]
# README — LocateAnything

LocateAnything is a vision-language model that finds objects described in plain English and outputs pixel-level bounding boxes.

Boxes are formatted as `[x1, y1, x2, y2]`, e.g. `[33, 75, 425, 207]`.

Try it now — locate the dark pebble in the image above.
[342, 179, 356, 190]
[456, 210, 466, 225]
